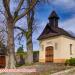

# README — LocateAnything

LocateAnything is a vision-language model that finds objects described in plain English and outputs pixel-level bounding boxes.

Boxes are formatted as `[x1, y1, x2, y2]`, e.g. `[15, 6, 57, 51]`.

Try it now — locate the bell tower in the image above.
[48, 11, 59, 28]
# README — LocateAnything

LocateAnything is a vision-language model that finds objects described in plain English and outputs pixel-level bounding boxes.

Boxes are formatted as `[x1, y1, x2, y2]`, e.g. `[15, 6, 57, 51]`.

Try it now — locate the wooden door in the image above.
[45, 46, 53, 62]
[0, 55, 5, 68]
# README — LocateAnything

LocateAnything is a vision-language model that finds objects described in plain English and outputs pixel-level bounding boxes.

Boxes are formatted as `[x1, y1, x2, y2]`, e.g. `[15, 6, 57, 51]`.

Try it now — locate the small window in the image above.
[70, 44, 72, 55]
[55, 43, 58, 50]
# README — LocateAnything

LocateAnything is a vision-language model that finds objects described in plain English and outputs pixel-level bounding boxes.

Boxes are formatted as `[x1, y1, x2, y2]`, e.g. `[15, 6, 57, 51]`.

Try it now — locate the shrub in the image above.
[16, 63, 23, 67]
[17, 45, 24, 53]
[65, 58, 75, 66]
[65, 59, 69, 65]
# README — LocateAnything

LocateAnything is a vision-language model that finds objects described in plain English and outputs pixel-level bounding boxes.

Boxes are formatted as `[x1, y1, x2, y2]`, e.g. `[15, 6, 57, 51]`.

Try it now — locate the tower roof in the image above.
[48, 11, 59, 19]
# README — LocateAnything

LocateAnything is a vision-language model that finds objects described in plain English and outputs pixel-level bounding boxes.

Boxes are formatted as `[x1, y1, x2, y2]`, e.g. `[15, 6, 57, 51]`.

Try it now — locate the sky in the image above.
[11, 0, 75, 51]
[31, 0, 75, 51]
[0, 0, 75, 51]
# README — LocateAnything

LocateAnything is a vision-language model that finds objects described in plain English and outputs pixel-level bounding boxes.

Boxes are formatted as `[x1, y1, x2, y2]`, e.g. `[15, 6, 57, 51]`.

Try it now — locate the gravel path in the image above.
[0, 63, 74, 75]
[64, 70, 75, 75]
[1, 70, 75, 75]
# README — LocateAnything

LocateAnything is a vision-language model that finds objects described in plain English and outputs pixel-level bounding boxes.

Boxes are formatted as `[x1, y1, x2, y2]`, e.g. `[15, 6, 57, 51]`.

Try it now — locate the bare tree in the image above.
[0, 0, 50, 69]
[2, 0, 38, 68]
[14, 0, 50, 64]
[25, 0, 34, 64]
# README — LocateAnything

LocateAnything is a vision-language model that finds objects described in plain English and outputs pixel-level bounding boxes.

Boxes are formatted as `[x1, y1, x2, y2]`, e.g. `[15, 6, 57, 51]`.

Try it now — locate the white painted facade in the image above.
[39, 35, 75, 63]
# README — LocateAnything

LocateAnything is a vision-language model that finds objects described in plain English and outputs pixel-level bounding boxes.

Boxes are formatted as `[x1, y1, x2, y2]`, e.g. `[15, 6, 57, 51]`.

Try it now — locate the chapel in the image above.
[38, 11, 75, 63]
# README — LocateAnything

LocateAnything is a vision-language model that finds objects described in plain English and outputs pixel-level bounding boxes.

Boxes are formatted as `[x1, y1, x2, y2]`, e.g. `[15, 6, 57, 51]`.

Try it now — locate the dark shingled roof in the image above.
[38, 24, 75, 40]
[38, 11, 75, 40]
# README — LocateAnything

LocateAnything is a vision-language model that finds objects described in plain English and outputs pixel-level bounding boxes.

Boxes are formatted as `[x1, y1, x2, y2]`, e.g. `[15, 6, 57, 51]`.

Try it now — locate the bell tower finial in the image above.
[48, 11, 59, 28]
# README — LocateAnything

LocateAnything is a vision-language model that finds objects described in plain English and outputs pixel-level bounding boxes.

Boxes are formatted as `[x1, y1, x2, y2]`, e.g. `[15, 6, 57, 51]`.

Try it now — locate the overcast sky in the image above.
[0, 0, 75, 51]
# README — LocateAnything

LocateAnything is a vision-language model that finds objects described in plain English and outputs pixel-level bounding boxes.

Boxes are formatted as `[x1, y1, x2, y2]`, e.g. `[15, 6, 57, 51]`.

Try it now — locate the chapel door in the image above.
[45, 46, 53, 62]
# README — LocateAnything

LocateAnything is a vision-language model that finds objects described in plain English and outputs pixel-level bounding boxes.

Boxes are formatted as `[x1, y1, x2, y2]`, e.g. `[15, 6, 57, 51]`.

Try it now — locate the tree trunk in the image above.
[5, 17, 16, 68]
[25, 0, 34, 64]
[26, 36, 33, 64]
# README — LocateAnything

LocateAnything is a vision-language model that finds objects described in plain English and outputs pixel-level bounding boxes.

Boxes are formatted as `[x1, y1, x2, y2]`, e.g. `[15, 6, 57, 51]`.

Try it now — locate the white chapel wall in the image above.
[39, 35, 75, 63]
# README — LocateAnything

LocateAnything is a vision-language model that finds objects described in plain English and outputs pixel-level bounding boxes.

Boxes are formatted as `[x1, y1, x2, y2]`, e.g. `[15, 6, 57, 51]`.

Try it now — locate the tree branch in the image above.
[14, 32, 23, 40]
[14, 0, 24, 19]
[14, 26, 29, 39]
[14, 0, 38, 23]
[3, 0, 12, 18]
[14, 26, 26, 33]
